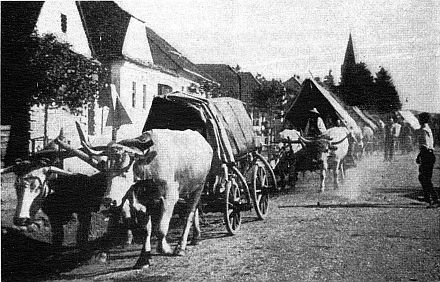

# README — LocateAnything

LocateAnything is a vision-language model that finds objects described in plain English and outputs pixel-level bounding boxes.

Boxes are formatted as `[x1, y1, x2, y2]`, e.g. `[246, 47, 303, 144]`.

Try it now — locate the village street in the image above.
[2, 150, 439, 281]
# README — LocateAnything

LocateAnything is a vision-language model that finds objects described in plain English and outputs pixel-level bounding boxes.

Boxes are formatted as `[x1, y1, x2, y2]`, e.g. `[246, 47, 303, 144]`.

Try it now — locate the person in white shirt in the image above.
[304, 108, 326, 137]
[416, 112, 438, 208]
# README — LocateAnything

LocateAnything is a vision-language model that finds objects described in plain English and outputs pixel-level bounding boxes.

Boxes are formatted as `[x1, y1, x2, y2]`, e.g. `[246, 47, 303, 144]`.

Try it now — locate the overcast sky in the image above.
[117, 0, 440, 113]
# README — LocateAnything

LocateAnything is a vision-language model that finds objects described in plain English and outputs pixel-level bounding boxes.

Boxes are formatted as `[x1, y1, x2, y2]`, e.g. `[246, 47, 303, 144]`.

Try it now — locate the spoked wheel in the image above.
[252, 164, 269, 219]
[224, 179, 242, 235]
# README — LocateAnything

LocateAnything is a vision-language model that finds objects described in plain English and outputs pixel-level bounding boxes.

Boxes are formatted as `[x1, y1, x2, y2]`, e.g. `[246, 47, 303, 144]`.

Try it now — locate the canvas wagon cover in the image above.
[211, 97, 256, 157]
[398, 110, 421, 130]
[285, 78, 362, 135]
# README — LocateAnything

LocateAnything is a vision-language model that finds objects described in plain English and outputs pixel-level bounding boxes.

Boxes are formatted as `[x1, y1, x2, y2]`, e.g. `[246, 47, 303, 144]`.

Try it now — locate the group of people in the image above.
[383, 116, 415, 161]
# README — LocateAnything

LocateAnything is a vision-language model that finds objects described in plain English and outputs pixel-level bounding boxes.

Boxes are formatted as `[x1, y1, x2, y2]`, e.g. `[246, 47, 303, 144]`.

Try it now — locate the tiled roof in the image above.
[145, 26, 216, 83]
[197, 64, 237, 81]
[239, 72, 261, 86]
[77, 1, 131, 61]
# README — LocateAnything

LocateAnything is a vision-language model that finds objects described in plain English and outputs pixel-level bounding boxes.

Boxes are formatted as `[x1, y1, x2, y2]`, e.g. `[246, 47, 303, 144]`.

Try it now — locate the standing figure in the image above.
[400, 122, 413, 153]
[304, 108, 327, 137]
[392, 119, 402, 153]
[384, 116, 396, 161]
[416, 113, 438, 208]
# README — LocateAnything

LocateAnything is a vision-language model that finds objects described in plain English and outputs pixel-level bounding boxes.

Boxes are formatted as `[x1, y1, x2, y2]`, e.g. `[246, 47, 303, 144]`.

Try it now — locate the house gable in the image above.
[35, 1, 91, 57]
[122, 17, 154, 64]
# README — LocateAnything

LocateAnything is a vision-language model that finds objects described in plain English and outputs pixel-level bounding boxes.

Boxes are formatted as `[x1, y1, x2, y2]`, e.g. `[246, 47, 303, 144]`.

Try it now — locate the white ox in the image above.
[82, 129, 213, 269]
[299, 127, 350, 191]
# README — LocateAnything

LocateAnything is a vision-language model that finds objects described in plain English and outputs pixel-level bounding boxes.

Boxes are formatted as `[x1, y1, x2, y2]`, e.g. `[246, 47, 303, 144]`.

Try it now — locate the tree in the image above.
[339, 62, 374, 107]
[373, 67, 401, 113]
[26, 33, 107, 143]
[323, 70, 336, 91]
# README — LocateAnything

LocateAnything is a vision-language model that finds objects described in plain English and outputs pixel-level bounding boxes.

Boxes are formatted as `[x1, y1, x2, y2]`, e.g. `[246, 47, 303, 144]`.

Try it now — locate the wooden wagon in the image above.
[143, 92, 277, 234]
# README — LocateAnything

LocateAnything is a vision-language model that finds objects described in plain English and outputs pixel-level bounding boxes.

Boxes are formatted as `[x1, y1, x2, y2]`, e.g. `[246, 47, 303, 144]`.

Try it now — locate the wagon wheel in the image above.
[224, 178, 242, 235]
[252, 164, 269, 219]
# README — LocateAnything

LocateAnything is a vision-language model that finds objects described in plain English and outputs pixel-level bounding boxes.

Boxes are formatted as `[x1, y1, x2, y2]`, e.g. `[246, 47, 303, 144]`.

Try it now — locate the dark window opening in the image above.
[132, 82, 136, 108]
[143, 84, 147, 109]
[158, 84, 173, 96]
[61, 14, 67, 33]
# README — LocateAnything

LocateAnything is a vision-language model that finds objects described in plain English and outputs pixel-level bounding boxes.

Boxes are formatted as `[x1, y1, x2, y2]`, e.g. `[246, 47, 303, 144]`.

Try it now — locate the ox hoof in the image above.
[174, 248, 185, 256]
[157, 244, 173, 255]
[134, 252, 151, 269]
[190, 238, 200, 246]
[96, 252, 108, 264]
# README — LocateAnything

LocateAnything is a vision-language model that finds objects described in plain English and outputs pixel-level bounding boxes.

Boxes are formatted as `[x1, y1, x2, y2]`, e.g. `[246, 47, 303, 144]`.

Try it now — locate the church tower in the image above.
[341, 33, 356, 84]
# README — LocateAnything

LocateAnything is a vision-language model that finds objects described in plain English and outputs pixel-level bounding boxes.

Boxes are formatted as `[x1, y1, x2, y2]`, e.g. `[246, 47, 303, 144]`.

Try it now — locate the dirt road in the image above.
[2, 151, 440, 281]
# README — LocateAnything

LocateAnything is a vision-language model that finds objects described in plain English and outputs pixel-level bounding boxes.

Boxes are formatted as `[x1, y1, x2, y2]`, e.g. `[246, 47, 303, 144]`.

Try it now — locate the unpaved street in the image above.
[2, 151, 440, 281]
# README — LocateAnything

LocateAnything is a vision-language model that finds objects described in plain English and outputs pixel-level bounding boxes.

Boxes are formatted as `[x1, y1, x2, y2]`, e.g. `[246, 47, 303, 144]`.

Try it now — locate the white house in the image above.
[25, 0, 215, 150]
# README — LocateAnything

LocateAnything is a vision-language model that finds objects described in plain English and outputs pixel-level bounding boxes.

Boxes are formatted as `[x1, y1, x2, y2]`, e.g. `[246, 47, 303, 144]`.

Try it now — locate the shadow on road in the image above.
[279, 202, 427, 209]
[1, 227, 98, 282]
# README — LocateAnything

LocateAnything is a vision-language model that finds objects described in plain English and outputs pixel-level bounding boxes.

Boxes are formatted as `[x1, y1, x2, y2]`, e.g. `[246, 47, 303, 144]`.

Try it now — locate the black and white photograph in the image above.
[1, 1, 439, 281]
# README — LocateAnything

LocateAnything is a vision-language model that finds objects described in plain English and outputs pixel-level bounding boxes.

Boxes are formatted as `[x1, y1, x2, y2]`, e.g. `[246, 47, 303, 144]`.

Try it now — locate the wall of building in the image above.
[35, 1, 91, 57]
[87, 60, 198, 143]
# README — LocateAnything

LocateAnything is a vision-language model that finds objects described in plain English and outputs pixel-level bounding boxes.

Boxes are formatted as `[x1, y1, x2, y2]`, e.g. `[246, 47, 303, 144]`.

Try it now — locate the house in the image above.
[196, 64, 266, 121]
[197, 64, 241, 99]
[79, 1, 215, 143]
[1, 1, 214, 165]
[238, 72, 263, 126]
[283, 75, 302, 99]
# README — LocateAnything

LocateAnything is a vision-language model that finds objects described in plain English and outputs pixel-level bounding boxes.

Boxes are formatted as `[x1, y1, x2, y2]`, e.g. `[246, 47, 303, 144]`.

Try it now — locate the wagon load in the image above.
[211, 97, 256, 158]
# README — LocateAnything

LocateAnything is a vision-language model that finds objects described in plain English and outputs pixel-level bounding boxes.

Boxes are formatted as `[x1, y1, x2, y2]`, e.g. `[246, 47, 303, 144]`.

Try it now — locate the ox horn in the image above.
[0, 165, 15, 174]
[54, 137, 101, 170]
[75, 121, 106, 156]
[47, 166, 75, 176]
[298, 135, 313, 144]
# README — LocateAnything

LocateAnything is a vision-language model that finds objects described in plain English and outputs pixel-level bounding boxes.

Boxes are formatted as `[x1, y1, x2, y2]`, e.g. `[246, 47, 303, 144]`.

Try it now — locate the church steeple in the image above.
[341, 33, 356, 82]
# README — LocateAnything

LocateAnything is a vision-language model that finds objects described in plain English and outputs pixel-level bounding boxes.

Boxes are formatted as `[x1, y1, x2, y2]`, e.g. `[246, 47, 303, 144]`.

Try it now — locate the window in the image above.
[158, 84, 173, 96]
[132, 82, 136, 108]
[61, 14, 67, 33]
[142, 84, 147, 109]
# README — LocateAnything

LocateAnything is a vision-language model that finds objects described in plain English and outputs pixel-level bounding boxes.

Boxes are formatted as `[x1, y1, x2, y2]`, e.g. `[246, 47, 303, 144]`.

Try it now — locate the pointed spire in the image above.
[344, 33, 356, 66]
[341, 33, 356, 80]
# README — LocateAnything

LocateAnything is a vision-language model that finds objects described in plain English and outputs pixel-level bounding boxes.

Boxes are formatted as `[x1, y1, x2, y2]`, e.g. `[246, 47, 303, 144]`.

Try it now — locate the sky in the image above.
[116, 0, 440, 113]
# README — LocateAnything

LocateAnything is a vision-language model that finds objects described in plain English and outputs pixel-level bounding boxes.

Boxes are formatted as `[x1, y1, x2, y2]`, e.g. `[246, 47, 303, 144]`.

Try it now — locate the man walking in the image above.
[384, 116, 394, 161]
[416, 112, 438, 208]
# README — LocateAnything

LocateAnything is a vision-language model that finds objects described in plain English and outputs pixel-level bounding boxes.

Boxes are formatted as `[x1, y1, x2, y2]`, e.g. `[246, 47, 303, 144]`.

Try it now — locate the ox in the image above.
[299, 127, 350, 191]
[362, 126, 375, 156]
[81, 129, 213, 269]
[3, 159, 107, 249]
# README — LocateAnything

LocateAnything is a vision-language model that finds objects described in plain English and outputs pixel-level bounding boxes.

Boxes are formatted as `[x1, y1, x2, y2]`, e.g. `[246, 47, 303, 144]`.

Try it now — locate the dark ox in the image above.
[299, 127, 350, 191]
[82, 129, 213, 269]
[3, 160, 106, 248]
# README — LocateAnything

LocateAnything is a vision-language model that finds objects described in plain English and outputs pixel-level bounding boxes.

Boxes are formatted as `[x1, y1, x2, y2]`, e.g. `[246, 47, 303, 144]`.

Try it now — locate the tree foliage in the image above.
[253, 78, 286, 113]
[339, 62, 374, 107]
[27, 33, 108, 114]
[339, 62, 401, 113]
[374, 67, 402, 113]
[323, 70, 336, 91]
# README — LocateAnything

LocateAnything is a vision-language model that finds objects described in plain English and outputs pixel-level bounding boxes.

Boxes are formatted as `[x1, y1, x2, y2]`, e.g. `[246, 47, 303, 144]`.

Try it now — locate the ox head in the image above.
[2, 159, 73, 230]
[297, 133, 347, 166]
[80, 135, 156, 208]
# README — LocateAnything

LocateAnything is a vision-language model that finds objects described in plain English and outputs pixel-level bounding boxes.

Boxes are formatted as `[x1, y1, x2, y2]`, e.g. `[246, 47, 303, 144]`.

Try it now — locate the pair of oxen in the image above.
[3, 126, 213, 270]
[274, 126, 351, 191]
